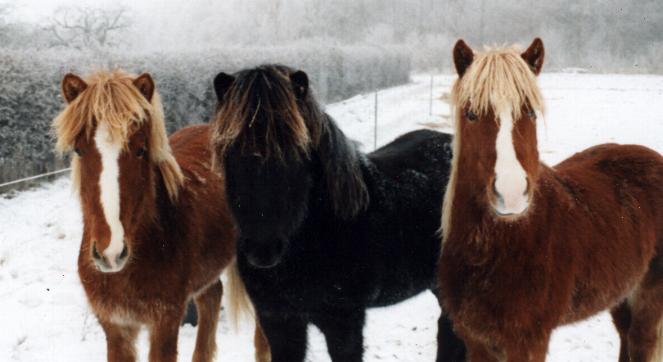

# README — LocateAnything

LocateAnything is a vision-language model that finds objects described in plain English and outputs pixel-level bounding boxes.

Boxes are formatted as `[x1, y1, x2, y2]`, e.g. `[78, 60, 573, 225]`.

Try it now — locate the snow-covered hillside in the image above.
[2, 73, 663, 361]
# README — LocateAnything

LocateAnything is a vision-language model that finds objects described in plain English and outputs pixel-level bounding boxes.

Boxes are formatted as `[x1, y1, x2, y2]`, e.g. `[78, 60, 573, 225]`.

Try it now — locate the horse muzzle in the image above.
[241, 236, 287, 269]
[92, 240, 129, 273]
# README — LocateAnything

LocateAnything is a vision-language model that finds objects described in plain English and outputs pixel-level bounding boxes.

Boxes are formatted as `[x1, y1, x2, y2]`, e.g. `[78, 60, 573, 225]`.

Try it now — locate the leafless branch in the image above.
[43, 6, 131, 49]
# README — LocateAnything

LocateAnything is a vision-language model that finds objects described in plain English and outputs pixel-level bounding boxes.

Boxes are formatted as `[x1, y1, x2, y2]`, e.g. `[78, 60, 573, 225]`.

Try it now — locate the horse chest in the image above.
[79, 261, 187, 319]
[441, 238, 560, 330]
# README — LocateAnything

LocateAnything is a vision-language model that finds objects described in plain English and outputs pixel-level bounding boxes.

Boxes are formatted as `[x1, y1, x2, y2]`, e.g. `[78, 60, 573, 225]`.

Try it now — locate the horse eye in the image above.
[136, 147, 147, 158]
[527, 109, 537, 119]
[74, 147, 81, 156]
[465, 109, 478, 122]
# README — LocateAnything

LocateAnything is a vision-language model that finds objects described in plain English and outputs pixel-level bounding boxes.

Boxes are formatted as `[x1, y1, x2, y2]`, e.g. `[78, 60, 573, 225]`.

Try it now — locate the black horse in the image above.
[211, 65, 465, 362]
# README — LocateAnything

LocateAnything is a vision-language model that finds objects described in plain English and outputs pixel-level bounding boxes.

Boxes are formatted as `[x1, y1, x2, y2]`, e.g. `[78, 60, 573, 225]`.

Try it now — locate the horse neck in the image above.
[313, 114, 370, 218]
[320, 114, 366, 167]
[443, 138, 497, 249]
[133, 165, 176, 248]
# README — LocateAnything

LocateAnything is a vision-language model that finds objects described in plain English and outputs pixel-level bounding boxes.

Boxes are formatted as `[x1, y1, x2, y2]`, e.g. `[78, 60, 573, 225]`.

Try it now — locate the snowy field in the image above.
[2, 73, 663, 361]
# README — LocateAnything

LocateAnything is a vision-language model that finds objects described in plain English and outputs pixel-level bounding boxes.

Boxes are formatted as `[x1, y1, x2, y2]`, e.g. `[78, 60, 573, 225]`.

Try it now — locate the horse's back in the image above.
[169, 123, 212, 160]
[369, 129, 453, 180]
[555, 143, 663, 202]
[168, 124, 219, 184]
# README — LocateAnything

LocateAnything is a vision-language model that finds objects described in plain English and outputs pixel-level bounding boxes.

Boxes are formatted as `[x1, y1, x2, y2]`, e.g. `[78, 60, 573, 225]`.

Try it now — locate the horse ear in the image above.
[133, 73, 155, 102]
[213, 72, 235, 102]
[453, 39, 474, 76]
[290, 70, 309, 99]
[521, 38, 545, 75]
[61, 73, 88, 103]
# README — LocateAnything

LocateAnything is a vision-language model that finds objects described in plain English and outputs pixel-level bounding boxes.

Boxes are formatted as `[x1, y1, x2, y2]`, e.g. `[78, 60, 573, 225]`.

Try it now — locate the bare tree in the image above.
[44, 6, 131, 49]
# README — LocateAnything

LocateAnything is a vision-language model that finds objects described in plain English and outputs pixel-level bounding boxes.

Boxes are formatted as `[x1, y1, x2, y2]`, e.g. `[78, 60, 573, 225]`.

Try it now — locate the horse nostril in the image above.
[119, 244, 128, 260]
[243, 236, 287, 269]
[492, 180, 504, 204]
[92, 241, 101, 260]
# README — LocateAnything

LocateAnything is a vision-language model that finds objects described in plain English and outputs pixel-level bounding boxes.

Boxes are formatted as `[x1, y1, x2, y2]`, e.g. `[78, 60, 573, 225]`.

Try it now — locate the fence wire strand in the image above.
[0, 168, 71, 189]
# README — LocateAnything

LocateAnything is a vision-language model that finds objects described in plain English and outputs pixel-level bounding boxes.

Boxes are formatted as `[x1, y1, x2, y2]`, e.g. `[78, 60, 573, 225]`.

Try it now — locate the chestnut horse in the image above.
[213, 65, 466, 362]
[53, 71, 269, 362]
[438, 38, 663, 361]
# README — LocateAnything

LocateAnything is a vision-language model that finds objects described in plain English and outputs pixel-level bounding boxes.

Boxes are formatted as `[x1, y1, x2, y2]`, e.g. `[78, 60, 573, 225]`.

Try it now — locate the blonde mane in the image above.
[442, 45, 544, 242]
[53, 70, 184, 201]
[452, 45, 544, 119]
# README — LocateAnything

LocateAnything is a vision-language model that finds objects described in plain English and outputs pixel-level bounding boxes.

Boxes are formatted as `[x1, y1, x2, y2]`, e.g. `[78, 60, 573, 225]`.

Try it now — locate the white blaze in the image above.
[493, 108, 530, 215]
[94, 122, 125, 268]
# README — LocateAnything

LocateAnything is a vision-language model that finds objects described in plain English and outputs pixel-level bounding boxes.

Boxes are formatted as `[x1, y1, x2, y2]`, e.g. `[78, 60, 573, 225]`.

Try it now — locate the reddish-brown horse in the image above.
[438, 38, 663, 361]
[53, 70, 270, 362]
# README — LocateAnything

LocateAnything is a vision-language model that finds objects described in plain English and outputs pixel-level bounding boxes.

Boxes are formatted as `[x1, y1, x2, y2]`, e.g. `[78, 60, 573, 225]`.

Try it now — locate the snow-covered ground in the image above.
[2, 73, 663, 361]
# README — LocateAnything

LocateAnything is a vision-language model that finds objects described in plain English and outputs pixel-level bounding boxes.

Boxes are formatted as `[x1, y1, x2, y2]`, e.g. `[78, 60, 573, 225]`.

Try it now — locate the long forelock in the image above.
[211, 66, 318, 164]
[53, 70, 183, 201]
[54, 71, 151, 152]
[452, 45, 544, 120]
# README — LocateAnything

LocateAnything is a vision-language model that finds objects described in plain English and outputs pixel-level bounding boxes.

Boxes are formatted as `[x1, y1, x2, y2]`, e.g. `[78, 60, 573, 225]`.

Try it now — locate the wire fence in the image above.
[374, 90, 379, 150]
[372, 74, 438, 151]
[0, 168, 72, 190]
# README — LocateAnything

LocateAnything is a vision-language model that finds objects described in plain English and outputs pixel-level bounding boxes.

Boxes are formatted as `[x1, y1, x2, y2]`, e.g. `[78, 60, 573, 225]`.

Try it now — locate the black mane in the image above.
[315, 114, 369, 219]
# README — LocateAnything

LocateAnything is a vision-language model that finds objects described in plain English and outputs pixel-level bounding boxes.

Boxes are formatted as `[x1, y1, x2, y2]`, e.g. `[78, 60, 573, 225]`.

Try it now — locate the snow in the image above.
[3, 72, 663, 361]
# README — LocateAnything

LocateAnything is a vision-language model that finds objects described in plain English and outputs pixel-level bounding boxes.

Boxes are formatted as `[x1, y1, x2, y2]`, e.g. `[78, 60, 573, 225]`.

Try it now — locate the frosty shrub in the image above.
[0, 45, 411, 188]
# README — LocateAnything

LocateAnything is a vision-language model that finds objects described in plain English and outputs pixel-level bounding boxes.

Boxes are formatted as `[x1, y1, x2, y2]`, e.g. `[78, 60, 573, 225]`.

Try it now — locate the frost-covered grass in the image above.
[2, 73, 663, 361]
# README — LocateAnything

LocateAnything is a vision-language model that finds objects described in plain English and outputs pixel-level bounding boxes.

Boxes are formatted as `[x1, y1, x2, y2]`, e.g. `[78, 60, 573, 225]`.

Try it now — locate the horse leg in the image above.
[464, 341, 500, 362]
[625, 259, 663, 362]
[454, 327, 499, 362]
[313, 310, 365, 362]
[627, 295, 663, 362]
[257, 312, 308, 362]
[148, 310, 184, 362]
[433, 289, 466, 361]
[192, 280, 223, 362]
[503, 331, 551, 362]
[437, 311, 467, 362]
[253, 320, 271, 362]
[611, 301, 632, 362]
[99, 320, 139, 362]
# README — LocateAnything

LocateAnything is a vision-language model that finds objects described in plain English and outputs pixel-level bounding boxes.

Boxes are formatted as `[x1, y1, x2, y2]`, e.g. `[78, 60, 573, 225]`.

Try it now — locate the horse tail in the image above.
[225, 258, 254, 330]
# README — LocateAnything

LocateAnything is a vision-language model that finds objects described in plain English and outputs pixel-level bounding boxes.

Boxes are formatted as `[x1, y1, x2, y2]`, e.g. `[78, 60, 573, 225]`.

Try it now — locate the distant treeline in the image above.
[0, 45, 410, 189]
